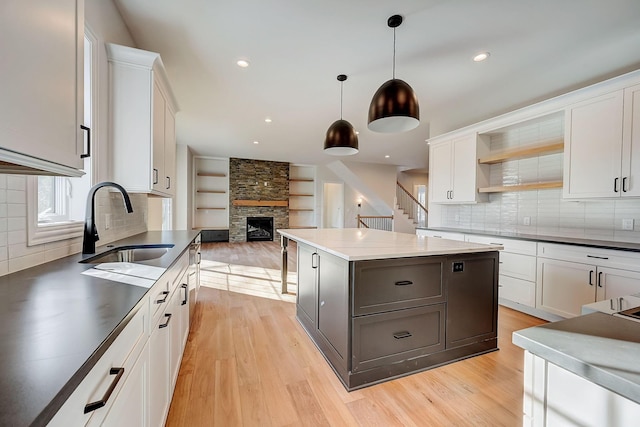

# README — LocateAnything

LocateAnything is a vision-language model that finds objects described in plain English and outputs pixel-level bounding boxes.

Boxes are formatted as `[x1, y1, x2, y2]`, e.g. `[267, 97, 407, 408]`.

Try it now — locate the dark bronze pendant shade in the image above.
[324, 74, 359, 156]
[368, 15, 420, 133]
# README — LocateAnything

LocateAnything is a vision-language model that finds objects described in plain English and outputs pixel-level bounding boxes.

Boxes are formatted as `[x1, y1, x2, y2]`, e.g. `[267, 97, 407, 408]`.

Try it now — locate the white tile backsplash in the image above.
[0, 176, 148, 277]
[438, 115, 640, 243]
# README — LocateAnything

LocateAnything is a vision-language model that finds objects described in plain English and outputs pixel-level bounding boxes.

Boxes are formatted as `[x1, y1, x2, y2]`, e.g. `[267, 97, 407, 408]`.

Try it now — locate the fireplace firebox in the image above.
[246, 217, 274, 242]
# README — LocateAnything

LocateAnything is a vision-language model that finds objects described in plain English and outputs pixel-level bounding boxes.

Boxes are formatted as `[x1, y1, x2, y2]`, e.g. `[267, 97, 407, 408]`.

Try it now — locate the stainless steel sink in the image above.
[80, 244, 174, 264]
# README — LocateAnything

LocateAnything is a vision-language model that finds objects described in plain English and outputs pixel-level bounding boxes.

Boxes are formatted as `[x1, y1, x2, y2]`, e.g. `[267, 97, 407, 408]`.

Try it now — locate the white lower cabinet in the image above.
[465, 235, 537, 307]
[537, 243, 640, 318]
[524, 351, 640, 427]
[536, 257, 597, 318]
[48, 299, 149, 427]
[149, 306, 171, 427]
[97, 344, 149, 427]
[49, 249, 194, 427]
[170, 273, 190, 389]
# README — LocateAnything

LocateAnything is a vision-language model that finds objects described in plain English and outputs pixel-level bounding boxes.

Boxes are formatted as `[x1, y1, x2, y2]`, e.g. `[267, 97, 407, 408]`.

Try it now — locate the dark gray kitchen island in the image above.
[278, 228, 503, 390]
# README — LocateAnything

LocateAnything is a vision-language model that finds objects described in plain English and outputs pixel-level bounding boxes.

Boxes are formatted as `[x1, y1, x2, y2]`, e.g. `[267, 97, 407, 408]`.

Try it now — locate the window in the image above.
[27, 30, 97, 246]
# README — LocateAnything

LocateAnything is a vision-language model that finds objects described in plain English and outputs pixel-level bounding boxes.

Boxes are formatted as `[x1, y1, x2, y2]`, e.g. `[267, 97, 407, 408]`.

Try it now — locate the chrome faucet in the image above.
[83, 182, 133, 254]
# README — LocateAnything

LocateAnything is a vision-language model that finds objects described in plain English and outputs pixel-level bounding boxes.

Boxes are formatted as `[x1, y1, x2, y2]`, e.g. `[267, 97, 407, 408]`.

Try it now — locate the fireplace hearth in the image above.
[246, 217, 274, 242]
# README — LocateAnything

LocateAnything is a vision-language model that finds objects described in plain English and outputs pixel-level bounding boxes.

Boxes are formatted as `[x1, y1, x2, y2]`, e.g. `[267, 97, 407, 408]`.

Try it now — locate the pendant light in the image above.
[324, 74, 359, 155]
[368, 14, 420, 133]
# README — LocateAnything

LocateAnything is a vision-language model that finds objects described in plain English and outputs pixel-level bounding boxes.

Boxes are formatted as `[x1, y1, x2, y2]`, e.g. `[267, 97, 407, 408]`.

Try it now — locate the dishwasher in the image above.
[188, 234, 201, 326]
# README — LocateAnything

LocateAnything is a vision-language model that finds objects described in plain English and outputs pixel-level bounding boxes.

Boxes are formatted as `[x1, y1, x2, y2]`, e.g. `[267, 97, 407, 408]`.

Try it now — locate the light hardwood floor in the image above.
[166, 241, 546, 426]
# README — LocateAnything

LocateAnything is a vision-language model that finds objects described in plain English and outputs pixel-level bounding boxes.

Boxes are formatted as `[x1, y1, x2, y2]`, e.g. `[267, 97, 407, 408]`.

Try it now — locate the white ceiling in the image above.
[114, 0, 640, 171]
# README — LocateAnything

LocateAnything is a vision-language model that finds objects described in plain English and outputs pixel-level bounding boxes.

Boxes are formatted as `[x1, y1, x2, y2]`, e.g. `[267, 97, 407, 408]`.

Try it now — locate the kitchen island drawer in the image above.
[353, 256, 445, 316]
[351, 304, 445, 373]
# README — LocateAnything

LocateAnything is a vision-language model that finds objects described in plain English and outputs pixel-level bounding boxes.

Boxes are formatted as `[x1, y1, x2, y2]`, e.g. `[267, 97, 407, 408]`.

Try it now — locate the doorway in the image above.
[322, 182, 344, 228]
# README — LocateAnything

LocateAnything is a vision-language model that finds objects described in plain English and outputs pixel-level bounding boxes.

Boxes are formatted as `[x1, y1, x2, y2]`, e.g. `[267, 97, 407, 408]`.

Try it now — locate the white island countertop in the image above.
[277, 228, 503, 261]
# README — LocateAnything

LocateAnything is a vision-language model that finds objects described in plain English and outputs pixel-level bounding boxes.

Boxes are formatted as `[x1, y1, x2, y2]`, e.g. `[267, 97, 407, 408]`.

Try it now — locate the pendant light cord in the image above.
[392, 27, 396, 79]
[340, 80, 344, 119]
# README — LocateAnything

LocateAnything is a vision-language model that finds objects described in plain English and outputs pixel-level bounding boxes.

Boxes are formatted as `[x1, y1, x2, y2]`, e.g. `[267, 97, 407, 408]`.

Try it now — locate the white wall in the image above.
[343, 161, 398, 210]
[315, 163, 394, 229]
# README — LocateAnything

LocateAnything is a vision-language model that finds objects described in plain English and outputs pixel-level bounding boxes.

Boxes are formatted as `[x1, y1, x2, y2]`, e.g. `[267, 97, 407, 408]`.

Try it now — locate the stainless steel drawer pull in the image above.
[84, 367, 125, 413]
[395, 280, 413, 286]
[393, 331, 412, 339]
[159, 313, 172, 329]
[156, 290, 170, 304]
[490, 242, 503, 246]
[587, 255, 609, 260]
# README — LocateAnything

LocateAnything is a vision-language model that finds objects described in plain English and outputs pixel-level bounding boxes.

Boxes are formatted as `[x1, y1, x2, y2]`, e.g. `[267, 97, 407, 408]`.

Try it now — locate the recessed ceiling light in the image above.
[237, 59, 250, 68]
[385, 155, 390, 158]
[253, 140, 259, 144]
[473, 52, 490, 62]
[264, 117, 272, 123]
[355, 131, 360, 135]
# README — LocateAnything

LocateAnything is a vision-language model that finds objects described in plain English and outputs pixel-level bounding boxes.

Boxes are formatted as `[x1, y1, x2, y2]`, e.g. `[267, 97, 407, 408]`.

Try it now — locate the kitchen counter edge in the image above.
[418, 227, 640, 252]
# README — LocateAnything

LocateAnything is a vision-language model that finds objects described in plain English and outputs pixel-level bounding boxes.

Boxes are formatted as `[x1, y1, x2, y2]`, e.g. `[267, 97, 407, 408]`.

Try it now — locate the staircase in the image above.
[396, 181, 427, 230]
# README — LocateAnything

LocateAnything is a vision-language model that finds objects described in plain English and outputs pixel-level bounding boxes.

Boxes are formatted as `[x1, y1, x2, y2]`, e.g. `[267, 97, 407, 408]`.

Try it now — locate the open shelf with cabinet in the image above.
[476, 115, 565, 194]
[289, 165, 316, 229]
[193, 157, 229, 231]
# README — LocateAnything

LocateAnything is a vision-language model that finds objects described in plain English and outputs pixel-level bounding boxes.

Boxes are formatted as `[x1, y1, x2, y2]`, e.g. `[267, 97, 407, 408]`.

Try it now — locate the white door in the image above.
[322, 182, 344, 228]
[597, 267, 640, 301]
[451, 134, 477, 202]
[563, 91, 624, 198]
[429, 141, 453, 203]
[622, 83, 640, 197]
[537, 258, 596, 318]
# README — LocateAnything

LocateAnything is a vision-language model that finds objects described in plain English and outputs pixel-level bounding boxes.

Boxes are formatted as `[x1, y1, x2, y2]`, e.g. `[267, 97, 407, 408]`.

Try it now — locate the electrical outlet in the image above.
[622, 218, 634, 230]
[523, 216, 531, 226]
[105, 213, 112, 230]
[454, 214, 460, 223]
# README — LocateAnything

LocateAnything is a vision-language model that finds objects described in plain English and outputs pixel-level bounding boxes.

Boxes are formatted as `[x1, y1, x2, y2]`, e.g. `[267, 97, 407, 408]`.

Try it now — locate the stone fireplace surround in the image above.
[229, 158, 289, 243]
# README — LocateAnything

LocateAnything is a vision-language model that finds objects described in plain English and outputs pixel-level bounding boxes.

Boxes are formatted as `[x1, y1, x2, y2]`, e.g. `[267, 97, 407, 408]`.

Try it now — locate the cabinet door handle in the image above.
[588, 270, 594, 286]
[623, 177, 628, 192]
[80, 125, 91, 158]
[587, 255, 608, 260]
[614, 177, 619, 193]
[181, 283, 188, 305]
[166, 176, 171, 190]
[156, 290, 169, 304]
[598, 271, 603, 288]
[159, 313, 172, 328]
[450, 190, 453, 199]
[393, 331, 412, 339]
[395, 280, 413, 286]
[153, 168, 159, 185]
[311, 252, 318, 269]
[84, 367, 124, 413]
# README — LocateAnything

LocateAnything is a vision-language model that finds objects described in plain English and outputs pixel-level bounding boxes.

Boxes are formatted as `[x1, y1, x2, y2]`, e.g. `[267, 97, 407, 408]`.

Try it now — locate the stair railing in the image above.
[357, 215, 393, 231]
[396, 181, 428, 228]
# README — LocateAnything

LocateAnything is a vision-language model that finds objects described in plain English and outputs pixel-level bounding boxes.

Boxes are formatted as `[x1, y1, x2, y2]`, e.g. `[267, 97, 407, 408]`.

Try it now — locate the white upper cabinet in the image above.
[563, 86, 640, 199]
[0, 0, 85, 176]
[621, 83, 640, 197]
[563, 91, 624, 198]
[429, 134, 488, 203]
[107, 44, 179, 197]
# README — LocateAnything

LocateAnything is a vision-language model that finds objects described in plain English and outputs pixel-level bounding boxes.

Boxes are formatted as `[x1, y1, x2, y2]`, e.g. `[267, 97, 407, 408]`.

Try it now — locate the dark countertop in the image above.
[513, 312, 640, 404]
[417, 227, 640, 252]
[0, 230, 199, 427]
